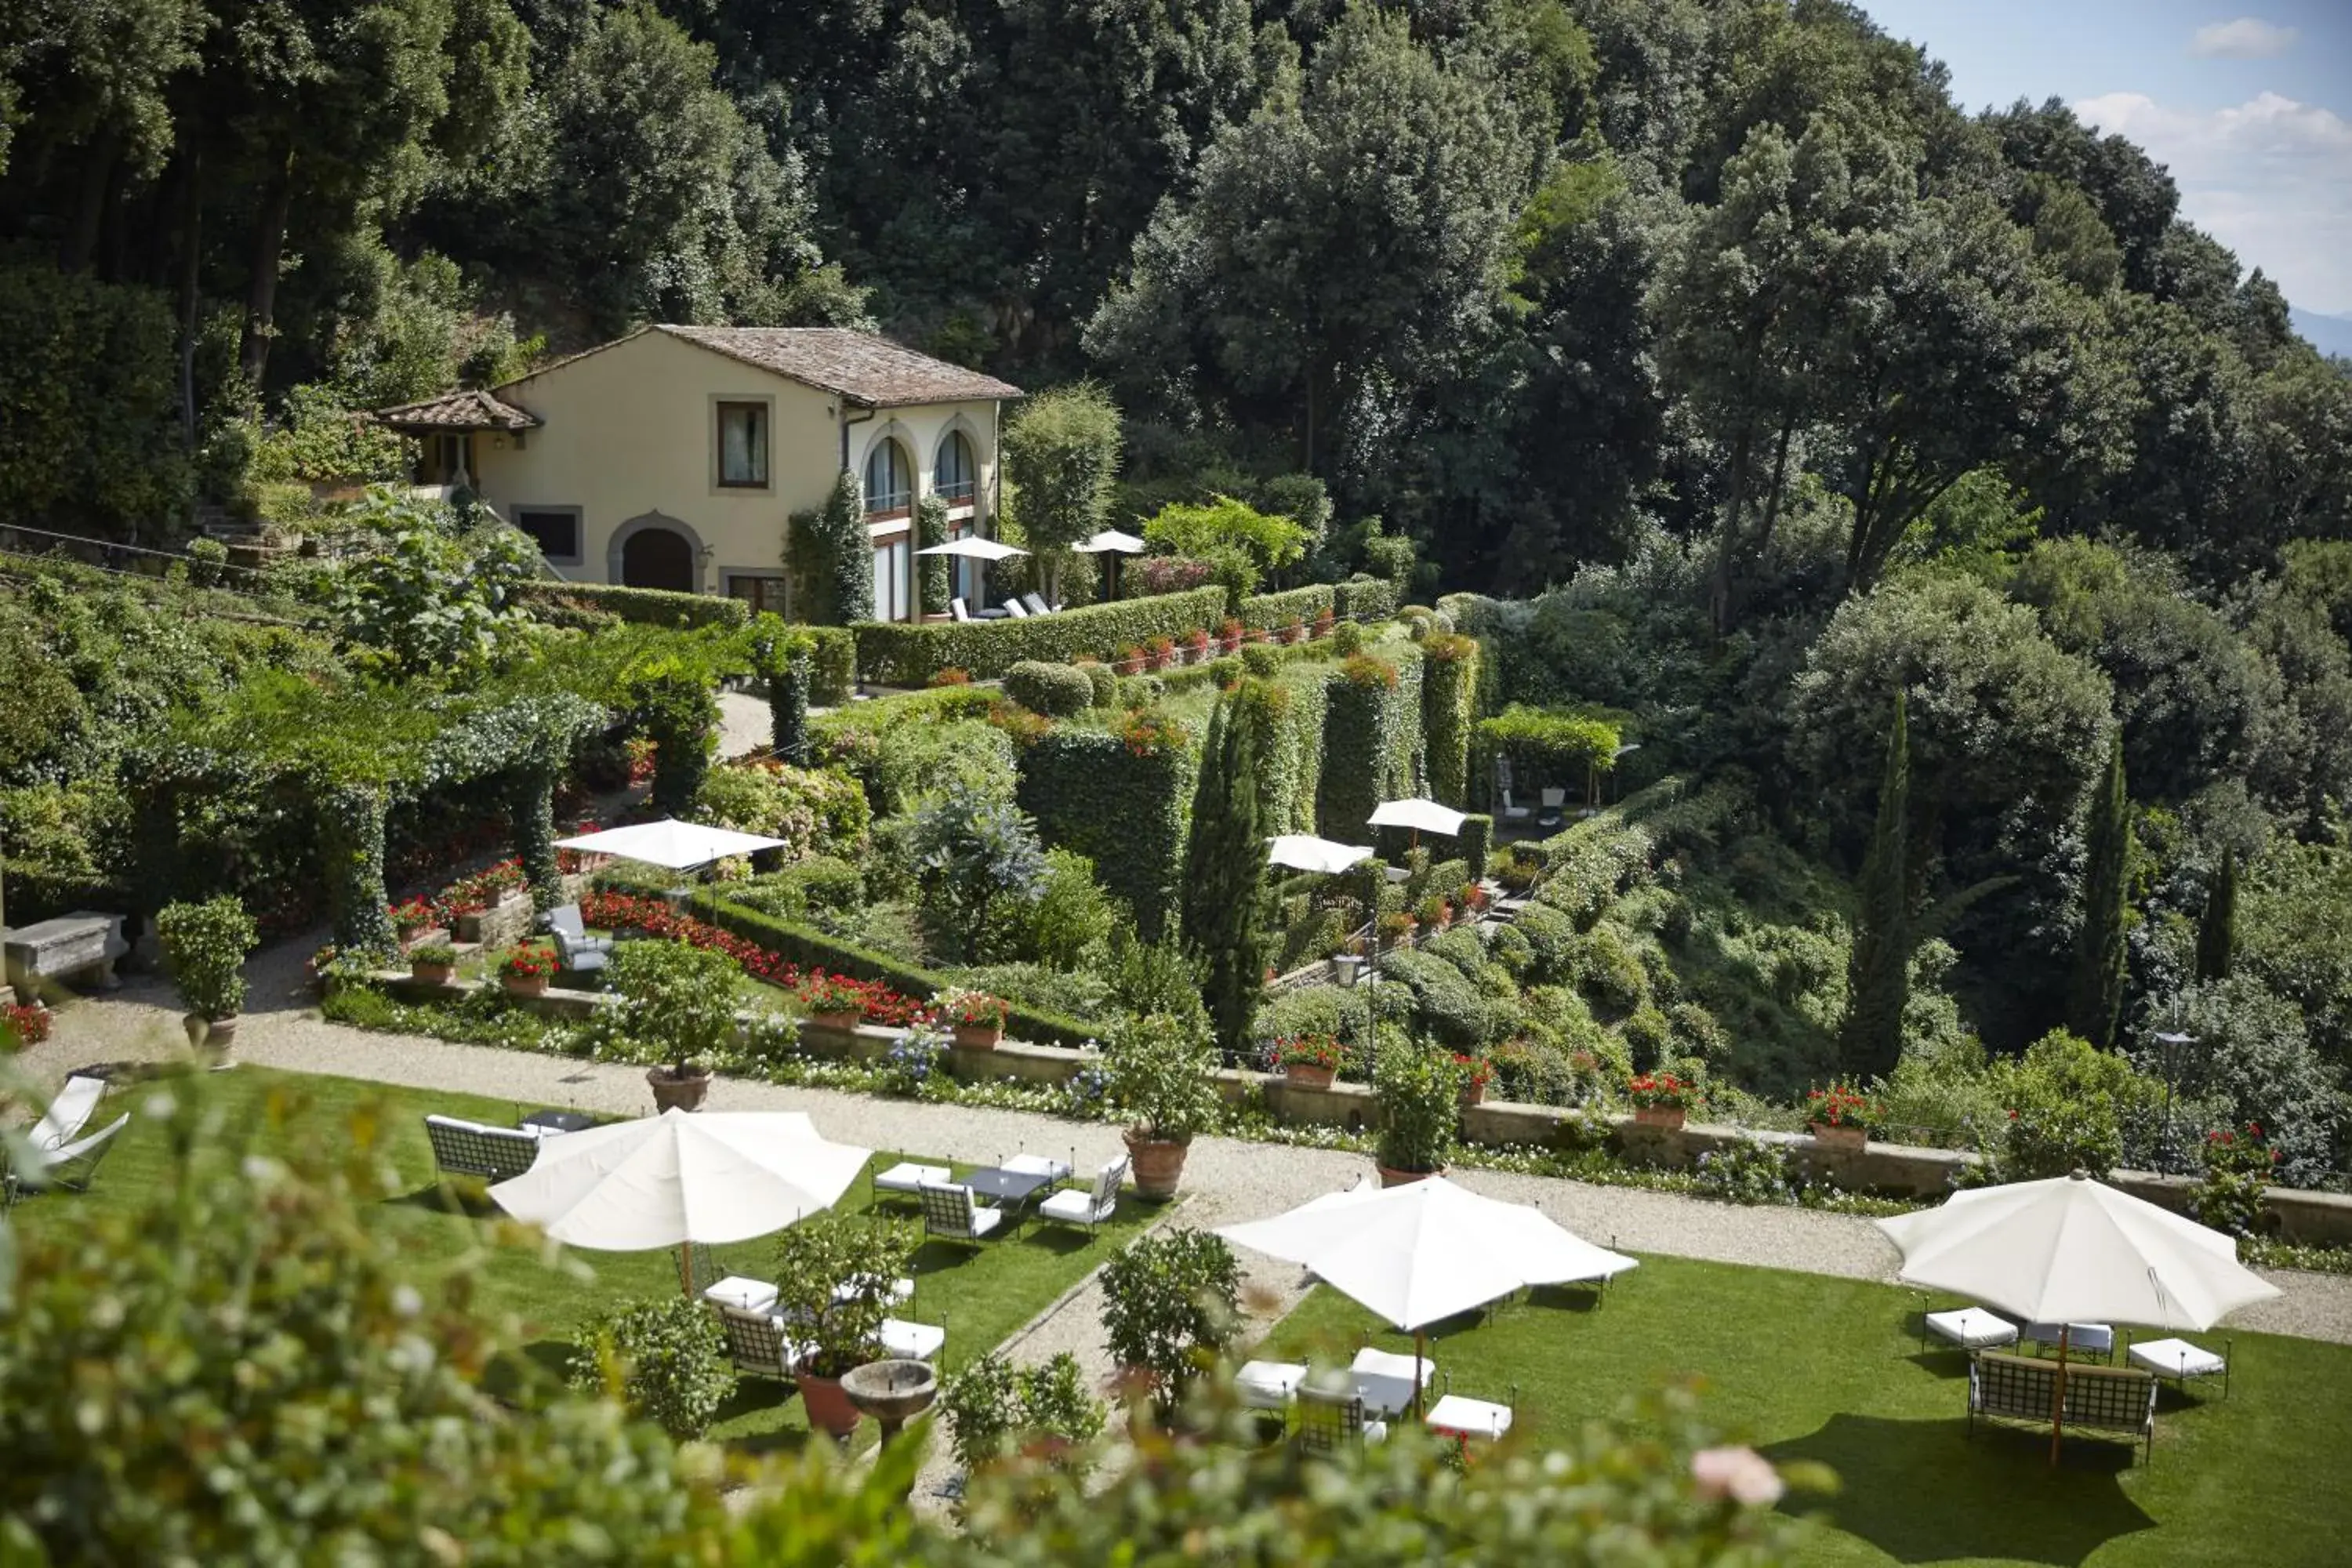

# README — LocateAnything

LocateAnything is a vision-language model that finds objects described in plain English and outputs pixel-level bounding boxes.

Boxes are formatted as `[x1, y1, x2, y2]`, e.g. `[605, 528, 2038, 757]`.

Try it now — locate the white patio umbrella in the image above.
[1267, 833, 1376, 875]
[491, 1108, 872, 1293]
[554, 818, 789, 871]
[913, 535, 1027, 561]
[1071, 529, 1146, 554]
[1368, 797, 1468, 849]
[1218, 1175, 1637, 1414]
[1875, 1171, 2281, 1462]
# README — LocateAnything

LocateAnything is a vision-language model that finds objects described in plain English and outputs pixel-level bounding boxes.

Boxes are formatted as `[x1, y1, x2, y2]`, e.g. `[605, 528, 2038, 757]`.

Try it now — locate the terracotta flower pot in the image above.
[1810, 1121, 1867, 1151]
[411, 960, 455, 985]
[1459, 1080, 1486, 1108]
[1377, 1164, 1440, 1188]
[953, 1022, 1003, 1049]
[1632, 1105, 1686, 1131]
[807, 1010, 861, 1033]
[503, 974, 549, 997]
[1282, 1063, 1336, 1090]
[1020, 1433, 1076, 1465]
[203, 1014, 240, 1053]
[1124, 1130, 1191, 1199]
[648, 1064, 712, 1112]
[797, 1372, 864, 1440]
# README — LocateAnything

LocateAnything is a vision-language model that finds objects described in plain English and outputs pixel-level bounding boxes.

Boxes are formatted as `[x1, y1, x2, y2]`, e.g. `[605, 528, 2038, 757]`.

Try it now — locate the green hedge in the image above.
[804, 626, 855, 706]
[1315, 644, 1425, 841]
[852, 586, 1226, 686]
[1238, 584, 1335, 632]
[512, 580, 750, 630]
[1421, 633, 1478, 808]
[1003, 660, 1094, 717]
[1461, 813, 1494, 879]
[676, 888, 1103, 1048]
[1335, 575, 1399, 622]
[1015, 727, 1194, 941]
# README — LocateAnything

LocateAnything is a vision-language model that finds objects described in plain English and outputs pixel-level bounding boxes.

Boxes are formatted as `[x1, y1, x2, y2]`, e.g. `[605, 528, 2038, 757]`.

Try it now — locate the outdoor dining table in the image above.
[962, 1166, 1058, 1228]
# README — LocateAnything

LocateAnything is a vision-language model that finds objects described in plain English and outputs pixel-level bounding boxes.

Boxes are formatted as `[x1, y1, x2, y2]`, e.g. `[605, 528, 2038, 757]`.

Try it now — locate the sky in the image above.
[1860, 2, 2352, 315]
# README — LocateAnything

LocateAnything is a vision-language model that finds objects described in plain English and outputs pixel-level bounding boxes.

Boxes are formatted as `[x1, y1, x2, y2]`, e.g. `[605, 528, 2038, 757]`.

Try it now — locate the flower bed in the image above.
[580, 891, 929, 1024]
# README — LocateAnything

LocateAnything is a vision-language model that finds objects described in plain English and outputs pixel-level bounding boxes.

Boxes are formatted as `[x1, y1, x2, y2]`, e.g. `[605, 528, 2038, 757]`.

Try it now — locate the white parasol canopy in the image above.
[1875, 1171, 2280, 1332]
[1368, 797, 1468, 837]
[554, 818, 789, 871]
[490, 1108, 872, 1251]
[1268, 834, 1376, 875]
[1218, 1175, 1638, 1334]
[915, 535, 1027, 561]
[1072, 529, 1147, 554]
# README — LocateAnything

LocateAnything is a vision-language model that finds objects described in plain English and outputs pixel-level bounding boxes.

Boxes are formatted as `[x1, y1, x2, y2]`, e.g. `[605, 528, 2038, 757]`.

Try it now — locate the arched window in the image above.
[935, 430, 976, 503]
[863, 438, 913, 515]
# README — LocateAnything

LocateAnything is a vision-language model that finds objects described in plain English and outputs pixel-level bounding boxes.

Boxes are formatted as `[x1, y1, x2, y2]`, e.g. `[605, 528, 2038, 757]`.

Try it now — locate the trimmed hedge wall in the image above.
[805, 626, 855, 706]
[1421, 633, 1479, 808]
[1334, 575, 1399, 622]
[1315, 644, 1425, 840]
[1015, 726, 1195, 941]
[852, 586, 1225, 685]
[512, 580, 750, 630]
[1238, 583, 1335, 631]
[675, 887, 1104, 1048]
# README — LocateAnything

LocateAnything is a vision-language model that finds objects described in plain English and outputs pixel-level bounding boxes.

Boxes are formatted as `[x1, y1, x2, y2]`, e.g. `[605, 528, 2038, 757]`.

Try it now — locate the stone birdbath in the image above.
[840, 1357, 939, 1444]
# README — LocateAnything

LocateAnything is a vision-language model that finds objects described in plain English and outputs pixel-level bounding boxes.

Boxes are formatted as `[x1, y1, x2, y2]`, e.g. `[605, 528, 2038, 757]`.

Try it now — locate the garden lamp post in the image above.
[2153, 1027, 2194, 1174]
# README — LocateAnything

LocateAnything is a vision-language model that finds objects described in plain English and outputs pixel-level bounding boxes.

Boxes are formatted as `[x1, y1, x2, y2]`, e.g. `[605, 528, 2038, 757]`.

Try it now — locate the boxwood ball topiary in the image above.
[1079, 660, 1118, 707]
[1004, 660, 1096, 717]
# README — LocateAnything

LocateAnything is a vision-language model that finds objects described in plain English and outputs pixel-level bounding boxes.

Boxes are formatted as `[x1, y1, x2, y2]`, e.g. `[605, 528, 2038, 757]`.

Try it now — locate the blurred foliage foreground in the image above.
[0, 1073, 1807, 1566]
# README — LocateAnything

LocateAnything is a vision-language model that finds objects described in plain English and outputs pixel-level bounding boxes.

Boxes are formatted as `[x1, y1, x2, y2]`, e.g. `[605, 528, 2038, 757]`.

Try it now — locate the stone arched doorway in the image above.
[612, 514, 699, 593]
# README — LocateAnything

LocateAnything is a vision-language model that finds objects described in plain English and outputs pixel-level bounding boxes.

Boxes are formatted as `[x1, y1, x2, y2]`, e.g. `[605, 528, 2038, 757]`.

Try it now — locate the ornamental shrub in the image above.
[908, 786, 1052, 961]
[1004, 660, 1095, 717]
[1377, 948, 1496, 1049]
[1693, 1138, 1798, 1206]
[566, 1297, 735, 1441]
[606, 939, 742, 1075]
[1077, 660, 1117, 707]
[1098, 1228, 1241, 1414]
[156, 895, 259, 1021]
[1240, 643, 1282, 677]
[1374, 1039, 1466, 1172]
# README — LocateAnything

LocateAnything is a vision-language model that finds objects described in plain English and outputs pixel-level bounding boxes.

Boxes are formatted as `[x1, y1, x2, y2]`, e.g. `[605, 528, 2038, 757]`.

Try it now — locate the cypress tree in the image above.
[2068, 731, 2133, 1048]
[1838, 691, 1911, 1080]
[1181, 692, 1268, 1061]
[2194, 848, 2237, 982]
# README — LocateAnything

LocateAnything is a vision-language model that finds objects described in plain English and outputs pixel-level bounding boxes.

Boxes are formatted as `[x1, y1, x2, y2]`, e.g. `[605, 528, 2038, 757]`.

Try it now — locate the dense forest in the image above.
[5, 0, 2352, 1184]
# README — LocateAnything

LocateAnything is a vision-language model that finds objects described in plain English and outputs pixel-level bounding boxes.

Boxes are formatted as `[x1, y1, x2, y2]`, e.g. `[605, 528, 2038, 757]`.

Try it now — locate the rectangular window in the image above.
[717, 401, 768, 488]
[514, 507, 582, 563]
[726, 573, 790, 618]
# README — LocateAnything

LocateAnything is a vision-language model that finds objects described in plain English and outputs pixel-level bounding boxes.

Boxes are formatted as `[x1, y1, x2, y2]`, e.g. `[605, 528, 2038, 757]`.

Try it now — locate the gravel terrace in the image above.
[20, 963, 2352, 1504]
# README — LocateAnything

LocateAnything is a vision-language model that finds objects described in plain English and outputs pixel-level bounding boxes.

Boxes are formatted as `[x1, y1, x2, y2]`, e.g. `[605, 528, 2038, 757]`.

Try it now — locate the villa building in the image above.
[372, 325, 1022, 620]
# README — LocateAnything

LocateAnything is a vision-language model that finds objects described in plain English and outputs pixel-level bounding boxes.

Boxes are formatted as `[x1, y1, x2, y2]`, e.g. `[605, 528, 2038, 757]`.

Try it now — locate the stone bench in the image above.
[3, 912, 129, 996]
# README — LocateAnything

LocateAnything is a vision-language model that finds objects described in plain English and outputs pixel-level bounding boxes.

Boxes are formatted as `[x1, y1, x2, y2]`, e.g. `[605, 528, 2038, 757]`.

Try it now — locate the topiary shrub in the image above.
[566, 1295, 735, 1441]
[1488, 1036, 1577, 1105]
[1377, 948, 1496, 1049]
[1514, 902, 1577, 984]
[1004, 660, 1095, 717]
[156, 895, 260, 1022]
[1239, 643, 1282, 678]
[1374, 1039, 1466, 1172]
[1076, 660, 1117, 708]
[1330, 619, 1366, 656]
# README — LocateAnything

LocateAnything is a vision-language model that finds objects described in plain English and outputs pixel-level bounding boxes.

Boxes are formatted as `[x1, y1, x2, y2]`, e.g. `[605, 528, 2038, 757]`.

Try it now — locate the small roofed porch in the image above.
[370, 388, 542, 488]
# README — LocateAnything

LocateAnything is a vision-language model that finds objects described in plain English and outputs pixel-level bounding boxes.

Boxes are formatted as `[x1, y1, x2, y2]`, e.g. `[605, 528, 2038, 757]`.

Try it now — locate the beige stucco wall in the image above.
[465, 328, 1002, 615]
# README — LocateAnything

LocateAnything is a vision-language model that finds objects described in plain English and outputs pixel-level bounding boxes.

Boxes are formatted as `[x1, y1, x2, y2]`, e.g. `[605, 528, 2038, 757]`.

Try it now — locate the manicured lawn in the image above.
[1256, 1254, 2352, 1567]
[13, 1066, 1149, 1454]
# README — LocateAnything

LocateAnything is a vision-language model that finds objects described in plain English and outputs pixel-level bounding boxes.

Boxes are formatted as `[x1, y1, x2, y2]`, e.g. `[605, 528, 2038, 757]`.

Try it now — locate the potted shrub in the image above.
[1276, 617, 1305, 645]
[408, 942, 459, 986]
[156, 896, 258, 1053]
[498, 944, 558, 997]
[1098, 1229, 1241, 1418]
[1145, 634, 1176, 672]
[943, 1351, 1107, 1475]
[1310, 608, 1337, 640]
[939, 987, 1009, 1049]
[1272, 1033, 1343, 1090]
[1415, 892, 1450, 931]
[1181, 628, 1211, 665]
[1115, 644, 1146, 677]
[771, 1213, 920, 1441]
[1805, 1083, 1884, 1151]
[564, 1296, 736, 1440]
[609, 939, 740, 1112]
[1102, 1012, 1221, 1199]
[1376, 909, 1416, 949]
[1454, 1051, 1494, 1107]
[1218, 618, 1244, 655]
[1628, 1071, 1697, 1131]
[798, 971, 869, 1033]
[1374, 1041, 1466, 1185]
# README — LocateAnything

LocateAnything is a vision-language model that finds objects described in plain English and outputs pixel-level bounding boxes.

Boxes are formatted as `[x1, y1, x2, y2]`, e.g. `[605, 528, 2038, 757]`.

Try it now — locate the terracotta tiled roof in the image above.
[656, 326, 1023, 406]
[369, 387, 541, 431]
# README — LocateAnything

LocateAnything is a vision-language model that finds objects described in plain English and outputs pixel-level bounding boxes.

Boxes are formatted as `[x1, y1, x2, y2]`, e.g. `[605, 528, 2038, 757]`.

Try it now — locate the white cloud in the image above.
[2074, 89, 2352, 310]
[2190, 17, 2299, 58]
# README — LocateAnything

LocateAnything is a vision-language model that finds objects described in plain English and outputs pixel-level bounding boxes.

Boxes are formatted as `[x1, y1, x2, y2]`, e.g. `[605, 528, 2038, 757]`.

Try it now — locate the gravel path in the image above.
[20, 970, 2352, 1502]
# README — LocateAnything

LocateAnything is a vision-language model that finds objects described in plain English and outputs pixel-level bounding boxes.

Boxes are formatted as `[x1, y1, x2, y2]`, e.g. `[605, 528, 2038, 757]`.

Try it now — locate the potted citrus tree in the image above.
[608, 938, 739, 1112]
[938, 988, 1009, 1049]
[1627, 1070, 1696, 1131]
[942, 1351, 1107, 1476]
[1098, 1228, 1241, 1419]
[1103, 1011, 1221, 1200]
[1272, 1033, 1342, 1090]
[799, 971, 867, 1033]
[156, 896, 258, 1053]
[771, 1213, 919, 1441]
[1374, 1040, 1465, 1186]
[1805, 1083, 1883, 1152]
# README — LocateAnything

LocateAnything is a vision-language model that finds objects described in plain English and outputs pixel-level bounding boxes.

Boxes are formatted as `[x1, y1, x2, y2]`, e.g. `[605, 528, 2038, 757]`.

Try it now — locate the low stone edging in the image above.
[364, 969, 2352, 1244]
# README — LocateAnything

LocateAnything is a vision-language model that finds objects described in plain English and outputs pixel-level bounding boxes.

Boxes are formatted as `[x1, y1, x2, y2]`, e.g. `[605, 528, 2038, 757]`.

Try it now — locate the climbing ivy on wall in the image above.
[322, 783, 394, 956]
[793, 469, 873, 626]
[621, 658, 720, 816]
[914, 493, 951, 616]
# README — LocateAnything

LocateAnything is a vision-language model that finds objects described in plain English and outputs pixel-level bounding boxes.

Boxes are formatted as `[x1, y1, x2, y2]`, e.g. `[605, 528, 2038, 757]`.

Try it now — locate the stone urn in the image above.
[182, 1011, 209, 1050]
[203, 1014, 241, 1054]
[647, 1064, 712, 1113]
[1123, 1129, 1191, 1200]
[1810, 1122, 1867, 1152]
[840, 1356, 939, 1445]
[797, 1371, 866, 1442]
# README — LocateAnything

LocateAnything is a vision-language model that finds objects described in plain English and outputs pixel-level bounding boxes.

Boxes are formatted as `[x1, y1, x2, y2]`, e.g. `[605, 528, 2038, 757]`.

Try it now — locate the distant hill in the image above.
[2291, 307, 2352, 361]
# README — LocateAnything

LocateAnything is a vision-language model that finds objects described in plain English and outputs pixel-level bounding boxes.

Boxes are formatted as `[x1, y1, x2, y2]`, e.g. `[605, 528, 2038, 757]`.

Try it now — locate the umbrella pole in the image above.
[2049, 1326, 2070, 1467]
[676, 1243, 695, 1302]
[1414, 1330, 1427, 1421]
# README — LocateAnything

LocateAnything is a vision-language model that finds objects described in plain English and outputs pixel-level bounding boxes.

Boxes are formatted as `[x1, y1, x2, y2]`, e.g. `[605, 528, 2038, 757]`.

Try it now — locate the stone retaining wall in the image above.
[368, 970, 2350, 1243]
